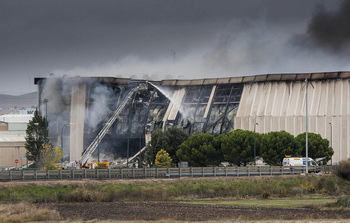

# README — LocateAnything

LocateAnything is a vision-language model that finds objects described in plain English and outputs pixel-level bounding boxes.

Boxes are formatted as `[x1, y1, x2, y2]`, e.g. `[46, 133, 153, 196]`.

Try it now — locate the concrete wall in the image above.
[235, 79, 350, 164]
[69, 84, 86, 162]
[0, 142, 27, 168]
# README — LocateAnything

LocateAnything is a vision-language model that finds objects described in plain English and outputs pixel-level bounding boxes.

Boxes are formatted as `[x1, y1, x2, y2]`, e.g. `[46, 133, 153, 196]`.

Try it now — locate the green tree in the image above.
[146, 129, 167, 167]
[155, 149, 172, 168]
[295, 132, 334, 165]
[146, 126, 189, 166]
[221, 129, 262, 166]
[177, 133, 222, 167]
[260, 131, 301, 166]
[164, 126, 189, 164]
[25, 110, 49, 165]
[37, 144, 64, 170]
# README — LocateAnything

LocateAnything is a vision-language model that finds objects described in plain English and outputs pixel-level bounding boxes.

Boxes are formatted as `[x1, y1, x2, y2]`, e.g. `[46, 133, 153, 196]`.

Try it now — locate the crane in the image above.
[79, 83, 147, 167]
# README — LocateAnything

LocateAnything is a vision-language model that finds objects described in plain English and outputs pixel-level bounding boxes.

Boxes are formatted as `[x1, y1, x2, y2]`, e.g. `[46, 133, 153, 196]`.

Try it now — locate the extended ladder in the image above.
[79, 83, 147, 165]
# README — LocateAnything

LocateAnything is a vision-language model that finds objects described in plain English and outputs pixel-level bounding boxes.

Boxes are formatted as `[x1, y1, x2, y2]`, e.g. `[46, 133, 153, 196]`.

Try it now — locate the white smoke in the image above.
[85, 83, 114, 130]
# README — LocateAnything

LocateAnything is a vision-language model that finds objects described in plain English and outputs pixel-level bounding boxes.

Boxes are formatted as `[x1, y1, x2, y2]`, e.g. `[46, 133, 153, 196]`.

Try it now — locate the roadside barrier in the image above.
[0, 165, 334, 181]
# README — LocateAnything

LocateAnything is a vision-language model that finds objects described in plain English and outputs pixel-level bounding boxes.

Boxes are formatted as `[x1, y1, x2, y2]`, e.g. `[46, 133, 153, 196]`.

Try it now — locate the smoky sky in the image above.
[0, 0, 347, 95]
[307, 0, 350, 50]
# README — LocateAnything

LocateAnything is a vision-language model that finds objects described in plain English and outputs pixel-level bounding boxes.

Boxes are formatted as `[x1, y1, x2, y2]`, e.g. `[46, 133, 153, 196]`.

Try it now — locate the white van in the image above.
[282, 157, 318, 167]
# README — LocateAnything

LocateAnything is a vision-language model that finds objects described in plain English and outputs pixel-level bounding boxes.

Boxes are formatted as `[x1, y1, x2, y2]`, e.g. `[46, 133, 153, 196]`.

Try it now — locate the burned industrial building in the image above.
[34, 71, 350, 165]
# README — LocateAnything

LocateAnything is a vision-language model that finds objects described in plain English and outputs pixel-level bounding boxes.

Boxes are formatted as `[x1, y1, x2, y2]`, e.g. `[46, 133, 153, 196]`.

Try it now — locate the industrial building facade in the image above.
[35, 71, 350, 165]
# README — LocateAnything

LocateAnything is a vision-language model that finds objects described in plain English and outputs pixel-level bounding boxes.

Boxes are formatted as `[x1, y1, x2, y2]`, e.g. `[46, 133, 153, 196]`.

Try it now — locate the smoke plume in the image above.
[307, 0, 350, 51]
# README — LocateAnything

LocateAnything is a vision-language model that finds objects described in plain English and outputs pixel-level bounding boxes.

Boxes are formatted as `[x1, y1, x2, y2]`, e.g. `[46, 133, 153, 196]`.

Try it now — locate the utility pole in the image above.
[329, 122, 333, 165]
[254, 123, 258, 166]
[305, 79, 308, 174]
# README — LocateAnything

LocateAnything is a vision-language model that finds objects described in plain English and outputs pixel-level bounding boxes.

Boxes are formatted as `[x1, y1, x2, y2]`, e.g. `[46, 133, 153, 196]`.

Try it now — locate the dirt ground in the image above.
[40, 202, 350, 222]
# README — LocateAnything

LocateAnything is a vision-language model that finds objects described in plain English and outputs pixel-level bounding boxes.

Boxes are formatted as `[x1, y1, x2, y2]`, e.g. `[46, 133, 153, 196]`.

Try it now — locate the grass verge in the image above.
[180, 196, 336, 208]
[0, 174, 349, 206]
[0, 203, 60, 223]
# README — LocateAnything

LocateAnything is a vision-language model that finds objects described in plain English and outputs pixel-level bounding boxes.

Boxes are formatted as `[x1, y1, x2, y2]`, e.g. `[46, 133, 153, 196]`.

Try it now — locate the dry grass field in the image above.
[0, 175, 350, 222]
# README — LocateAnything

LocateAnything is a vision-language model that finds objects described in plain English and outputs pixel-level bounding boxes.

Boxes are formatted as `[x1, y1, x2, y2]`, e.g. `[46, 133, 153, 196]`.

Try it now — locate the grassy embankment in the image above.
[1, 174, 350, 222]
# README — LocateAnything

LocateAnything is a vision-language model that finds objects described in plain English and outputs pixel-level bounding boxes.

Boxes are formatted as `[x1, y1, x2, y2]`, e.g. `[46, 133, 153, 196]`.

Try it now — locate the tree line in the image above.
[146, 126, 334, 167]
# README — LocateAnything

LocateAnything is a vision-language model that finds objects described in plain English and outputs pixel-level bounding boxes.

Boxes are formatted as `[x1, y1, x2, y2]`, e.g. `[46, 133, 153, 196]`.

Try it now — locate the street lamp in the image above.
[305, 79, 309, 173]
[329, 122, 333, 165]
[254, 122, 258, 166]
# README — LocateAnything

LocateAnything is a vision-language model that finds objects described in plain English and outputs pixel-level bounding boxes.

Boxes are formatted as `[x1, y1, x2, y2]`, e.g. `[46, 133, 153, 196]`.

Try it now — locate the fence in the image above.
[0, 166, 333, 181]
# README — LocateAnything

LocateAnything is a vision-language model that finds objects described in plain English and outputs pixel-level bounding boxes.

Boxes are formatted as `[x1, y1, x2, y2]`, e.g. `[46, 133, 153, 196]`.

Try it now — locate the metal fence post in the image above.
[179, 168, 181, 177]
[259, 166, 261, 176]
[191, 167, 193, 177]
[96, 169, 98, 179]
[237, 166, 239, 177]
[270, 166, 272, 175]
[121, 169, 123, 179]
[132, 168, 135, 179]
[167, 168, 170, 178]
[214, 167, 216, 177]
[202, 167, 204, 177]
[248, 166, 250, 176]
[22, 170, 24, 181]
[9, 170, 12, 181]
[225, 167, 227, 177]
[35, 170, 37, 180]
[108, 169, 111, 179]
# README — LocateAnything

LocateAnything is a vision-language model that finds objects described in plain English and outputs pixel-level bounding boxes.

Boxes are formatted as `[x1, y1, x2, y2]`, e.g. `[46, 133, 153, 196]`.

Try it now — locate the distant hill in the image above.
[0, 92, 38, 109]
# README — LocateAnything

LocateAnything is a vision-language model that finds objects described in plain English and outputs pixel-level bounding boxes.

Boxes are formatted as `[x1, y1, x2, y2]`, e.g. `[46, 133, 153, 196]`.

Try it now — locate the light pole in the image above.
[305, 79, 309, 173]
[254, 123, 258, 166]
[61, 123, 74, 163]
[329, 122, 333, 165]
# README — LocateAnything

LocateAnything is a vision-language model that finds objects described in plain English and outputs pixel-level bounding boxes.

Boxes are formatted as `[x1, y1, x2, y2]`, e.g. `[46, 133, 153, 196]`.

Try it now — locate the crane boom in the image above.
[79, 83, 147, 165]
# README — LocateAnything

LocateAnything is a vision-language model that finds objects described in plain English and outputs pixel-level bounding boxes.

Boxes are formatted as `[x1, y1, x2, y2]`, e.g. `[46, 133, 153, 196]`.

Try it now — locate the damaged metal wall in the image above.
[35, 72, 350, 164]
[234, 79, 350, 164]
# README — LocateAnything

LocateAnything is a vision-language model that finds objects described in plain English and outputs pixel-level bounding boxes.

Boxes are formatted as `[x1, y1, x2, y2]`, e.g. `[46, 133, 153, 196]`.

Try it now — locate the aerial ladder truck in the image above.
[79, 83, 147, 168]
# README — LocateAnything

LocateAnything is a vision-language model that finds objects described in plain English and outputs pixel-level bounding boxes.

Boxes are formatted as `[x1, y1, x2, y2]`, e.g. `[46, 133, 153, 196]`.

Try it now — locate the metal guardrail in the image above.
[0, 166, 333, 181]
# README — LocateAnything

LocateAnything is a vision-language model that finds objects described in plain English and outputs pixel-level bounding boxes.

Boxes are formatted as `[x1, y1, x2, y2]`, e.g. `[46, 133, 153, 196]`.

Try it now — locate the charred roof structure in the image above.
[35, 71, 350, 165]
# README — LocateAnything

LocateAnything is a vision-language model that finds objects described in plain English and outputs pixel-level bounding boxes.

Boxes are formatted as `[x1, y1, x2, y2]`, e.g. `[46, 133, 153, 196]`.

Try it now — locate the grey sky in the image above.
[0, 0, 348, 95]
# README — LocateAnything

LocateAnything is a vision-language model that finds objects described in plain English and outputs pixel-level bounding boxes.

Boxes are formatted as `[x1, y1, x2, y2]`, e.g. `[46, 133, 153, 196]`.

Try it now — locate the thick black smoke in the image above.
[307, 1, 350, 51]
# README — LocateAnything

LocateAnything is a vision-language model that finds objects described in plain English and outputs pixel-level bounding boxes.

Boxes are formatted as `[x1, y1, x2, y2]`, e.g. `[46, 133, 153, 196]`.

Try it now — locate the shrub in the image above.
[260, 190, 271, 199]
[67, 189, 103, 202]
[336, 159, 350, 180]
[333, 196, 350, 207]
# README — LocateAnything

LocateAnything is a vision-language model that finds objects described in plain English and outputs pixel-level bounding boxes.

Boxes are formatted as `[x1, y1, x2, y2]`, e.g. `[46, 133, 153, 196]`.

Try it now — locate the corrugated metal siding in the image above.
[234, 79, 350, 164]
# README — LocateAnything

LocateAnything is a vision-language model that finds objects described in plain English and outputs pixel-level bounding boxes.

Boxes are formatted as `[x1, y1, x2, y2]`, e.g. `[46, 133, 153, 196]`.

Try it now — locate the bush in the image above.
[336, 159, 350, 180]
[67, 189, 103, 202]
[333, 196, 350, 207]
[260, 190, 271, 199]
